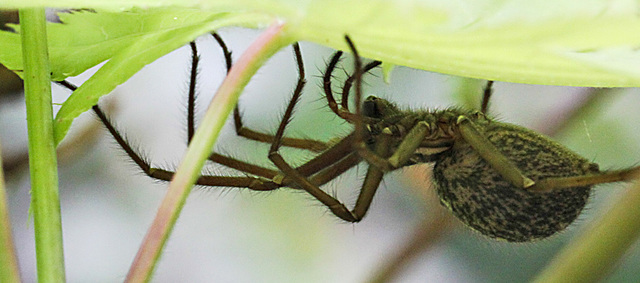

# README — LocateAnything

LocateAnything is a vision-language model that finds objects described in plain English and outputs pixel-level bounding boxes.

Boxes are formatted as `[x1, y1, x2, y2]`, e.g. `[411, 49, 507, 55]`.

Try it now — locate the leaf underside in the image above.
[1, 0, 639, 143]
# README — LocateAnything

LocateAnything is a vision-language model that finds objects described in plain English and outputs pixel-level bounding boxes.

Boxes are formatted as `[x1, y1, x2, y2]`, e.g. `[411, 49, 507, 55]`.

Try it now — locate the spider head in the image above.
[362, 96, 401, 119]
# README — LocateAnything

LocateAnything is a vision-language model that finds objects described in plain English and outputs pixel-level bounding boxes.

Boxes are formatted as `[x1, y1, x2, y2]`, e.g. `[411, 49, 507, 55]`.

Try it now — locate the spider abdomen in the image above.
[432, 121, 597, 242]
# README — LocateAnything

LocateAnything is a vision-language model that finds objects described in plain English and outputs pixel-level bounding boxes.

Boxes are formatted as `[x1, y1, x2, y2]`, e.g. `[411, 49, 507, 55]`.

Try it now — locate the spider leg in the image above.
[60, 77, 359, 191]
[303, 151, 361, 187]
[187, 41, 199, 143]
[351, 132, 391, 218]
[323, 51, 346, 118]
[186, 34, 327, 151]
[56, 41, 369, 198]
[269, 38, 430, 221]
[209, 132, 358, 186]
[281, 133, 356, 178]
[208, 153, 278, 179]
[456, 115, 536, 188]
[343, 36, 412, 172]
[267, 43, 389, 222]
[480, 80, 494, 115]
[267, 43, 354, 219]
[353, 121, 433, 172]
[201, 42, 352, 180]
[211, 32, 232, 72]
[190, 41, 359, 188]
[340, 60, 381, 111]
[303, 132, 392, 220]
[56, 80, 282, 191]
[322, 50, 380, 122]
[269, 132, 390, 221]
[270, 134, 381, 222]
[323, 51, 361, 122]
[528, 166, 640, 192]
[346, 35, 373, 156]
[436, 111, 638, 192]
[206, 34, 328, 152]
[206, 134, 364, 191]
[231, 107, 328, 152]
[330, 37, 435, 175]
[268, 136, 362, 189]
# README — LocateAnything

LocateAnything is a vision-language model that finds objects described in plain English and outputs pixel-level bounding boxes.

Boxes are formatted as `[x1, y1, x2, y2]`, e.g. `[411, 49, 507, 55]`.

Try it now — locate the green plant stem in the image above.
[0, 143, 21, 283]
[19, 8, 65, 283]
[125, 21, 292, 283]
[533, 177, 640, 283]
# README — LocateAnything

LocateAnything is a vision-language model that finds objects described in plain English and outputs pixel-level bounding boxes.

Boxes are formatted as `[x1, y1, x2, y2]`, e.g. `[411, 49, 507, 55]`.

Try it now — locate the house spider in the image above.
[58, 33, 640, 242]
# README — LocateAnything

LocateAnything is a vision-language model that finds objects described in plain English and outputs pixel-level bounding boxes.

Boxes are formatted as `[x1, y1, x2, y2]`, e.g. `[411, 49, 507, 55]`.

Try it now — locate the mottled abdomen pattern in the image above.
[432, 121, 598, 242]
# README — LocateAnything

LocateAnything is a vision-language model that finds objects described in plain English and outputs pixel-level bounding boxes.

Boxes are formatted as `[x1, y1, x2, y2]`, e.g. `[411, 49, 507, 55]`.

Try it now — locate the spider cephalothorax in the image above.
[362, 95, 464, 154]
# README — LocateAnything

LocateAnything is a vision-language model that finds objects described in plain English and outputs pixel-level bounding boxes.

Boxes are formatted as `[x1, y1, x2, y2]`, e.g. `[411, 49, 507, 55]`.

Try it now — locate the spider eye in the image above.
[363, 96, 382, 118]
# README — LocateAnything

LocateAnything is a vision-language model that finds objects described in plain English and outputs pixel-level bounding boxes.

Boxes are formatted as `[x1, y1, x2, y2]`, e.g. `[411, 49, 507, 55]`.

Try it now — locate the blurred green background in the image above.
[2, 27, 640, 282]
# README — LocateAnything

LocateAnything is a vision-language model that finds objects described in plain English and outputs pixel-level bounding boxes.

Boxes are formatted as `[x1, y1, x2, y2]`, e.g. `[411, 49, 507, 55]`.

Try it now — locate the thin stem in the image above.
[19, 8, 65, 282]
[533, 175, 640, 283]
[0, 142, 21, 283]
[125, 21, 292, 283]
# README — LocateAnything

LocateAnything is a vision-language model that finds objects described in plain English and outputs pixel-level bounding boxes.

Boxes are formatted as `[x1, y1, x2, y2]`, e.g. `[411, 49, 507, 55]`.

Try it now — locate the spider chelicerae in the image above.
[58, 33, 640, 242]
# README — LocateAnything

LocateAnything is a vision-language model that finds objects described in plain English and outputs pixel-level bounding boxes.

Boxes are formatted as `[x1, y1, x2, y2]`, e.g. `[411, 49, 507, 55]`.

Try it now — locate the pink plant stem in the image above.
[126, 21, 290, 283]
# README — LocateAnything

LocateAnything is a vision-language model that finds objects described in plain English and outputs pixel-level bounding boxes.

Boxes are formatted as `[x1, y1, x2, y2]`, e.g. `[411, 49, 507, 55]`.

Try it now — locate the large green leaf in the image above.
[1, 0, 639, 144]
[0, 8, 270, 144]
[1, 9, 264, 79]
[3, 1, 640, 86]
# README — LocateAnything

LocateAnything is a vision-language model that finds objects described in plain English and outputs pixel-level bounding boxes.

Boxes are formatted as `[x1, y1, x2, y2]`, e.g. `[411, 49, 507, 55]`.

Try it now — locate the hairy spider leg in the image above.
[340, 60, 382, 112]
[322, 51, 345, 119]
[190, 38, 388, 192]
[458, 82, 640, 192]
[56, 40, 378, 204]
[56, 84, 358, 192]
[58, 77, 359, 192]
[456, 116, 536, 188]
[528, 167, 640, 192]
[193, 34, 328, 152]
[457, 108, 640, 191]
[187, 41, 198, 143]
[267, 41, 392, 221]
[334, 37, 434, 176]
[264, 36, 440, 221]
[480, 80, 494, 115]
[55, 80, 282, 190]
[190, 40, 356, 181]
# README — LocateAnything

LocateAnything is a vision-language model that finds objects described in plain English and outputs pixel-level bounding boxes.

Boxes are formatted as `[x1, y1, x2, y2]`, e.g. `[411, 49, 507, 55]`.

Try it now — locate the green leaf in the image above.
[289, 0, 640, 87]
[0, 8, 271, 145]
[2, 1, 638, 87]
[2, 1, 639, 144]
[381, 62, 395, 84]
[51, 10, 268, 145]
[2, 8, 263, 80]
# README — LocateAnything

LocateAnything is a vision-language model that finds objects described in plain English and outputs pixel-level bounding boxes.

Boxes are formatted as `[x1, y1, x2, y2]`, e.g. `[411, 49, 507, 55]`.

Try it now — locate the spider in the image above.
[58, 33, 640, 243]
